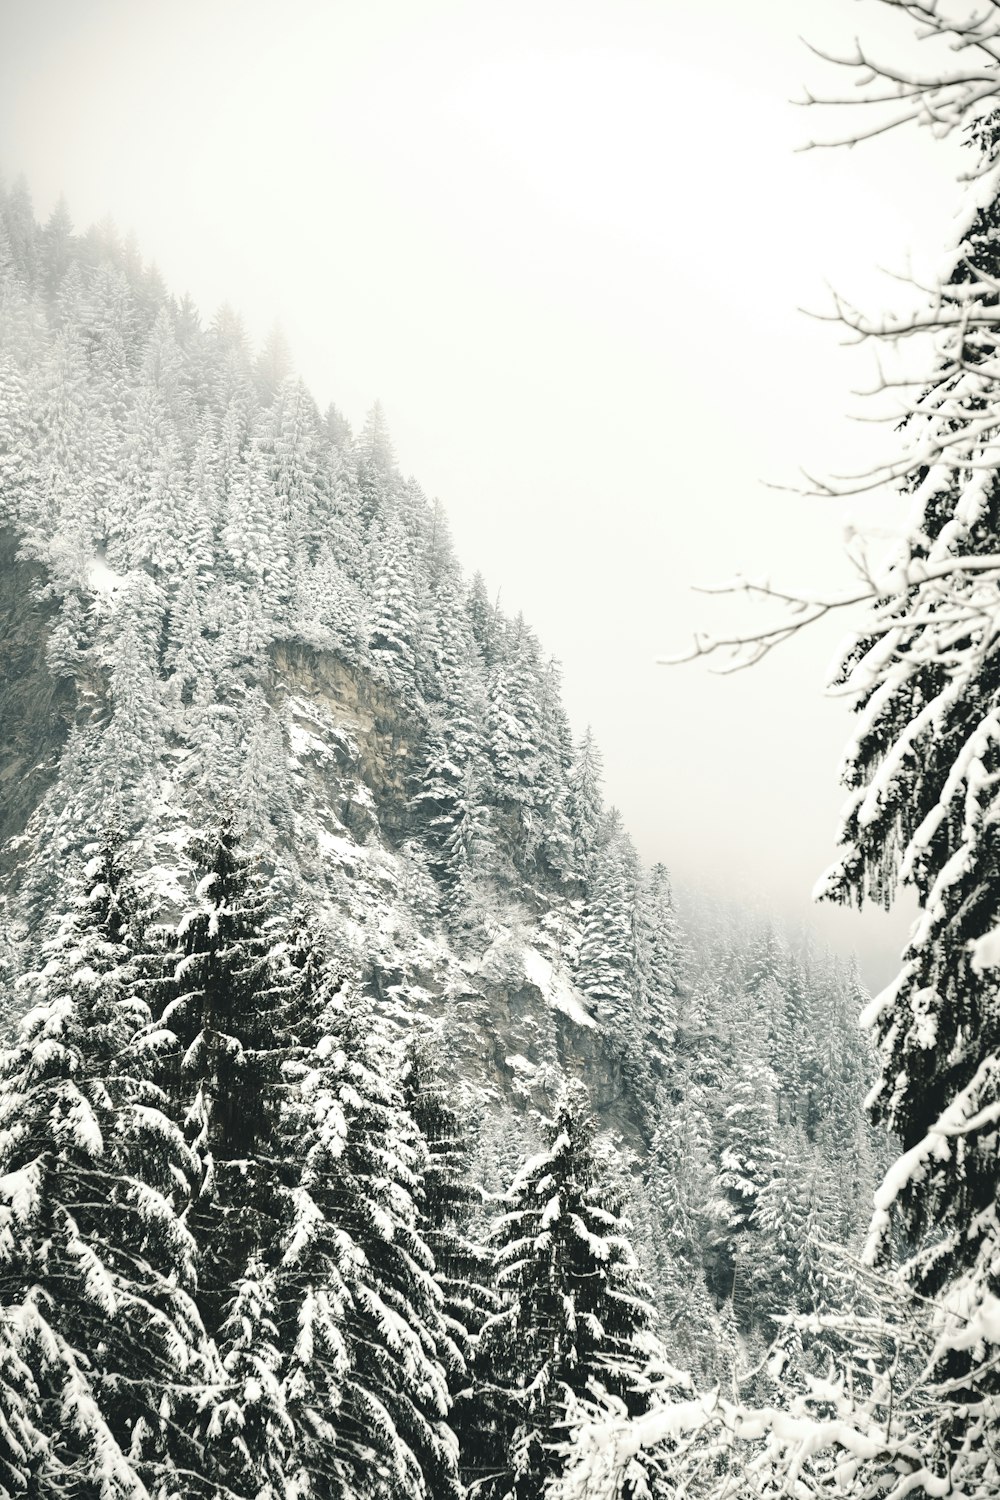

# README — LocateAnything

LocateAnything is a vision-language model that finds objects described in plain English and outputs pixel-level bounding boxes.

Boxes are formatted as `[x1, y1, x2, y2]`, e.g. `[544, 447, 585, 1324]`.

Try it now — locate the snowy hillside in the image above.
[0, 183, 879, 1498]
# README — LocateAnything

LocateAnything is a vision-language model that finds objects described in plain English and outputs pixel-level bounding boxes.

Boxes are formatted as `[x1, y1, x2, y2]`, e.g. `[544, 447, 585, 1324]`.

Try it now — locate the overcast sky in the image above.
[1, 0, 972, 989]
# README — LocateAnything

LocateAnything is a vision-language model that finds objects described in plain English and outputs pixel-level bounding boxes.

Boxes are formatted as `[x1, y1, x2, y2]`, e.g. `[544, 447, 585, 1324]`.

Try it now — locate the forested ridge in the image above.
[0, 180, 881, 1497]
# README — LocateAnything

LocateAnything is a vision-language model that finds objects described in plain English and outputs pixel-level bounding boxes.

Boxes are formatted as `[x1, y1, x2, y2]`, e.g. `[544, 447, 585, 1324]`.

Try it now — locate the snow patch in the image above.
[970, 926, 1000, 974]
[505, 1053, 536, 1075]
[522, 946, 596, 1029]
[86, 552, 125, 595]
[288, 716, 334, 764]
[316, 829, 367, 864]
[858, 970, 904, 1031]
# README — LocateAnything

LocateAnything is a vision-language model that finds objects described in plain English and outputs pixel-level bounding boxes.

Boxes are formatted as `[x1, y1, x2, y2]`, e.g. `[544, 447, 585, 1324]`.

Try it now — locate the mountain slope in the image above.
[0, 181, 878, 1385]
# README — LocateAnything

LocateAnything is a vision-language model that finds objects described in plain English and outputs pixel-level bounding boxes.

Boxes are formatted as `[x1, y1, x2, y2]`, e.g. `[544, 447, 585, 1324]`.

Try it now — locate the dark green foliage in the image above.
[0, 835, 207, 1496]
[472, 1093, 659, 1500]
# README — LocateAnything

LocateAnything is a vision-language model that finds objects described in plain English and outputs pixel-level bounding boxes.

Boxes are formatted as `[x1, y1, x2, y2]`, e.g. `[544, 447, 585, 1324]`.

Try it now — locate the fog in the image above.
[1, 0, 967, 990]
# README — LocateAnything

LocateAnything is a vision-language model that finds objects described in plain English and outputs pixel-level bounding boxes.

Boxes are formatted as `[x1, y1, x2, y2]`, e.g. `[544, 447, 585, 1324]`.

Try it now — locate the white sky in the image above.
[0, 0, 972, 988]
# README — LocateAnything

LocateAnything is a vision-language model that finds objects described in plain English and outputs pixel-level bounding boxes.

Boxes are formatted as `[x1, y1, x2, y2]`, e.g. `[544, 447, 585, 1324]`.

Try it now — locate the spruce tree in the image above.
[274, 930, 462, 1500]
[474, 1091, 658, 1500]
[401, 1040, 498, 1477]
[712, 1052, 781, 1333]
[40, 195, 74, 301]
[357, 400, 396, 527]
[163, 823, 296, 1497]
[0, 836, 207, 1496]
[817, 111, 1000, 1456]
[574, 813, 636, 1027]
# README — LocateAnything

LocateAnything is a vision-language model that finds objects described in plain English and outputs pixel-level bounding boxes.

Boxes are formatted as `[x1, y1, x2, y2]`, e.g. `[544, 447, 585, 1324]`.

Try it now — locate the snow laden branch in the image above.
[665, 546, 1000, 672]
[669, 3, 1000, 677]
[556, 1255, 1000, 1500]
[797, 0, 1000, 152]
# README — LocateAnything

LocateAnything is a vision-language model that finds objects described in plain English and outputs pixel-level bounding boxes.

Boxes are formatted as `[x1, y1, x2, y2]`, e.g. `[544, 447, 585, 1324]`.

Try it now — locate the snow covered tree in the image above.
[402, 1038, 497, 1459]
[639, 1092, 728, 1386]
[253, 325, 292, 407]
[0, 347, 35, 534]
[485, 615, 553, 868]
[369, 500, 421, 698]
[467, 572, 504, 669]
[712, 1050, 781, 1333]
[141, 305, 195, 437]
[574, 814, 637, 1027]
[161, 823, 297, 1496]
[0, 836, 206, 1496]
[628, 863, 681, 1095]
[565, 728, 605, 887]
[274, 929, 463, 1500]
[1, 177, 39, 288]
[40, 195, 74, 300]
[357, 400, 396, 527]
[411, 703, 492, 911]
[21, 326, 97, 563]
[96, 571, 167, 807]
[260, 374, 325, 559]
[808, 101, 1000, 1466]
[473, 1091, 658, 1500]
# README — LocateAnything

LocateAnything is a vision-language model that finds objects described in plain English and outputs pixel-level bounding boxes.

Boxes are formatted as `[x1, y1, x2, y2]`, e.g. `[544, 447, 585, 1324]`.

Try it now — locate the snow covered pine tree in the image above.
[814, 106, 1000, 1486]
[0, 835, 206, 1496]
[473, 1089, 660, 1500]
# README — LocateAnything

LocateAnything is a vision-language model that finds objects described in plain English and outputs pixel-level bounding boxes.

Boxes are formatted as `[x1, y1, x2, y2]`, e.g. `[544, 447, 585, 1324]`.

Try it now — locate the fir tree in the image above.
[474, 1091, 658, 1500]
[565, 727, 605, 887]
[815, 112, 1000, 1461]
[0, 837, 207, 1496]
[402, 1039, 499, 1479]
[162, 824, 296, 1497]
[40, 196, 74, 302]
[275, 930, 462, 1500]
[574, 814, 636, 1027]
[369, 500, 421, 698]
[357, 400, 396, 527]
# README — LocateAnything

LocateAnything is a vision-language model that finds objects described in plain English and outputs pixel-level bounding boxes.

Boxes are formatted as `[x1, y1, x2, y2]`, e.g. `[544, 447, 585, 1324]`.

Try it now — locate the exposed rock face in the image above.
[0, 528, 74, 870]
[270, 641, 424, 846]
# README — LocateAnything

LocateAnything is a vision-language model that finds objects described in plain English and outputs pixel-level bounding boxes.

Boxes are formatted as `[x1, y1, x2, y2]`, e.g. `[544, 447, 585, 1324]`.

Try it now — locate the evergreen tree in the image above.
[0, 837, 207, 1495]
[411, 704, 492, 908]
[40, 195, 74, 301]
[2, 177, 39, 287]
[97, 571, 167, 804]
[369, 500, 421, 698]
[641, 1091, 727, 1386]
[635, 863, 681, 1073]
[474, 1092, 658, 1500]
[357, 400, 396, 527]
[467, 572, 503, 670]
[254, 325, 292, 406]
[816, 111, 1000, 1459]
[261, 375, 325, 559]
[574, 814, 636, 1027]
[565, 727, 605, 887]
[402, 1039, 498, 1472]
[324, 401, 352, 448]
[712, 1053, 781, 1332]
[0, 347, 34, 533]
[162, 824, 296, 1497]
[275, 930, 462, 1500]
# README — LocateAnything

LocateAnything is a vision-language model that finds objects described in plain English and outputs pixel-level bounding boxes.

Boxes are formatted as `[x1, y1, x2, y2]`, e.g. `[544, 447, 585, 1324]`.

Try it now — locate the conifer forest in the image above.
[6, 2, 1000, 1497]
